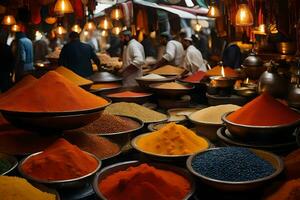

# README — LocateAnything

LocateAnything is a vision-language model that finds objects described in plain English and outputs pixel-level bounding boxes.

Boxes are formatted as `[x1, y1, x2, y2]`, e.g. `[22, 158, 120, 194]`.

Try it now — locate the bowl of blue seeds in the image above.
[186, 147, 283, 191]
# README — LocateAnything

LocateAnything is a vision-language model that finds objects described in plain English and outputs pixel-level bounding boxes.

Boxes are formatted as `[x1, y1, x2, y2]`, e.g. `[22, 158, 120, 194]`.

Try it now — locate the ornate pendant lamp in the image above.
[54, 0, 74, 14]
[235, 1, 253, 26]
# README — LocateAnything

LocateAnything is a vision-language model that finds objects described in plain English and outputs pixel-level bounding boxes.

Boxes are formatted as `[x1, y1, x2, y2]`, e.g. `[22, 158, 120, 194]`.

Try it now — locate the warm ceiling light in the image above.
[112, 26, 122, 35]
[110, 7, 123, 20]
[207, 1, 221, 18]
[11, 24, 21, 32]
[235, 3, 253, 26]
[71, 24, 82, 33]
[84, 21, 96, 31]
[99, 17, 113, 30]
[54, 0, 74, 14]
[2, 15, 16, 25]
[45, 17, 57, 24]
[101, 30, 109, 37]
[194, 23, 202, 32]
[55, 25, 67, 35]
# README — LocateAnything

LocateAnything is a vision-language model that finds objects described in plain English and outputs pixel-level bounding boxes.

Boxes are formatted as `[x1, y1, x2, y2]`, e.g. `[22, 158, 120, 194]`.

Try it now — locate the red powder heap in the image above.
[107, 91, 151, 98]
[99, 164, 191, 200]
[227, 93, 300, 126]
[183, 71, 206, 83]
[21, 138, 98, 180]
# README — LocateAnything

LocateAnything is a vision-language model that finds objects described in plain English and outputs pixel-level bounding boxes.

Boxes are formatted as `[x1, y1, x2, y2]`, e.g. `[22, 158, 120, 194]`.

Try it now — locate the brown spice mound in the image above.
[78, 113, 140, 134]
[64, 132, 120, 159]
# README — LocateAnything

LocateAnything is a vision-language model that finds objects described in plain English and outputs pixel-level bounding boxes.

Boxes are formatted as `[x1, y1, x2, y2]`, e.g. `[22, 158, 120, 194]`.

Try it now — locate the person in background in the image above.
[182, 37, 207, 74]
[155, 32, 184, 68]
[15, 31, 34, 81]
[107, 34, 121, 57]
[0, 30, 14, 92]
[58, 31, 100, 77]
[33, 31, 49, 62]
[222, 43, 242, 69]
[141, 34, 157, 66]
[119, 30, 145, 87]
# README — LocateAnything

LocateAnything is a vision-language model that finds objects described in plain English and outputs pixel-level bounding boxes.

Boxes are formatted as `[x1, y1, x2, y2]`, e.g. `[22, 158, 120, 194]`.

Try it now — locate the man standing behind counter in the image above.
[119, 30, 145, 87]
[59, 31, 100, 77]
[155, 32, 184, 68]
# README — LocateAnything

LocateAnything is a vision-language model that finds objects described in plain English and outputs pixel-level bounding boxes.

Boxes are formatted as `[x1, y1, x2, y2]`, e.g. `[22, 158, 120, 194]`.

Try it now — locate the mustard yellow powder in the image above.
[0, 176, 56, 200]
[136, 123, 209, 155]
[55, 66, 93, 86]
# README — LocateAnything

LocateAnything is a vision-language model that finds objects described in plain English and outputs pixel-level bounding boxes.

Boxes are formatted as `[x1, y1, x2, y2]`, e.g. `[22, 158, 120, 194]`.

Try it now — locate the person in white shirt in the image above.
[182, 37, 207, 74]
[119, 30, 145, 87]
[155, 32, 184, 68]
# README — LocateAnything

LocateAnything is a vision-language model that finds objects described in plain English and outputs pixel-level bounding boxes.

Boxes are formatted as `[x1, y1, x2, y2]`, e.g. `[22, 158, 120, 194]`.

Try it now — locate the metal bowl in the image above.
[93, 161, 195, 200]
[0, 153, 18, 175]
[1, 100, 111, 132]
[18, 151, 102, 189]
[149, 82, 195, 97]
[234, 87, 257, 97]
[186, 148, 284, 191]
[131, 133, 210, 162]
[222, 112, 300, 140]
[136, 76, 177, 88]
[88, 72, 122, 83]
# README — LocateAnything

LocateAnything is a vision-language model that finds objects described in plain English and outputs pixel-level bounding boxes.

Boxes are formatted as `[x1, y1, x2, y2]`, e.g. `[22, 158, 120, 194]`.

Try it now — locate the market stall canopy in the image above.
[134, 0, 209, 20]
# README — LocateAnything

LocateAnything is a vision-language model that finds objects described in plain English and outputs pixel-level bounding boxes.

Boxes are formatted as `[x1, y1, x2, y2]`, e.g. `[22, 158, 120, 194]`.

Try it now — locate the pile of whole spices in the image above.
[0, 159, 11, 174]
[21, 138, 99, 181]
[105, 102, 168, 123]
[107, 91, 151, 98]
[182, 71, 206, 83]
[0, 176, 55, 200]
[64, 132, 120, 159]
[0, 71, 108, 112]
[78, 113, 141, 134]
[99, 163, 191, 200]
[191, 147, 275, 182]
[227, 93, 300, 126]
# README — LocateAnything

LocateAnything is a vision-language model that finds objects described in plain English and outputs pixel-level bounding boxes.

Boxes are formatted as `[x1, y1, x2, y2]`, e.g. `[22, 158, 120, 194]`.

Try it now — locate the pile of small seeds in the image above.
[191, 147, 275, 182]
[78, 113, 141, 134]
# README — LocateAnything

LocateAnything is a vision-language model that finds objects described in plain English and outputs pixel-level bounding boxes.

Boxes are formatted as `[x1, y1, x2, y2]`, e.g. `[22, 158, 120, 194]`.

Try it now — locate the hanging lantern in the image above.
[11, 24, 21, 32]
[72, 24, 82, 33]
[101, 30, 109, 37]
[194, 23, 202, 32]
[54, 0, 74, 14]
[2, 15, 16, 25]
[112, 26, 122, 35]
[84, 21, 96, 31]
[99, 17, 113, 30]
[207, 1, 221, 18]
[55, 25, 67, 35]
[110, 7, 123, 20]
[45, 17, 57, 24]
[235, 2, 253, 26]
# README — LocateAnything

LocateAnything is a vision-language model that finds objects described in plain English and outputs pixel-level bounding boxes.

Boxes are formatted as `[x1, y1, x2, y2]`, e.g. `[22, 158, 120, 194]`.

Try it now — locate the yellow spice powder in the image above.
[55, 66, 93, 86]
[0, 176, 55, 200]
[136, 123, 209, 155]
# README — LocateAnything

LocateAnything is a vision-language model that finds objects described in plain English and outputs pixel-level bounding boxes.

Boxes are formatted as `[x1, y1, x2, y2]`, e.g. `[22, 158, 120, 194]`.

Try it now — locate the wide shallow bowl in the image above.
[18, 151, 102, 189]
[149, 82, 195, 97]
[217, 127, 297, 153]
[88, 71, 122, 83]
[93, 160, 195, 200]
[136, 76, 177, 88]
[234, 87, 257, 97]
[186, 148, 284, 191]
[222, 112, 300, 140]
[102, 87, 152, 104]
[0, 153, 18, 175]
[131, 133, 210, 162]
[188, 116, 224, 142]
[0, 100, 111, 132]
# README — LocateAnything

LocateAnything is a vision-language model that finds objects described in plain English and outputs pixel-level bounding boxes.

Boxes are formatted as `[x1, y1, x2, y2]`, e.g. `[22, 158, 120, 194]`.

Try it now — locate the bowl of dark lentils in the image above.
[186, 147, 283, 191]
